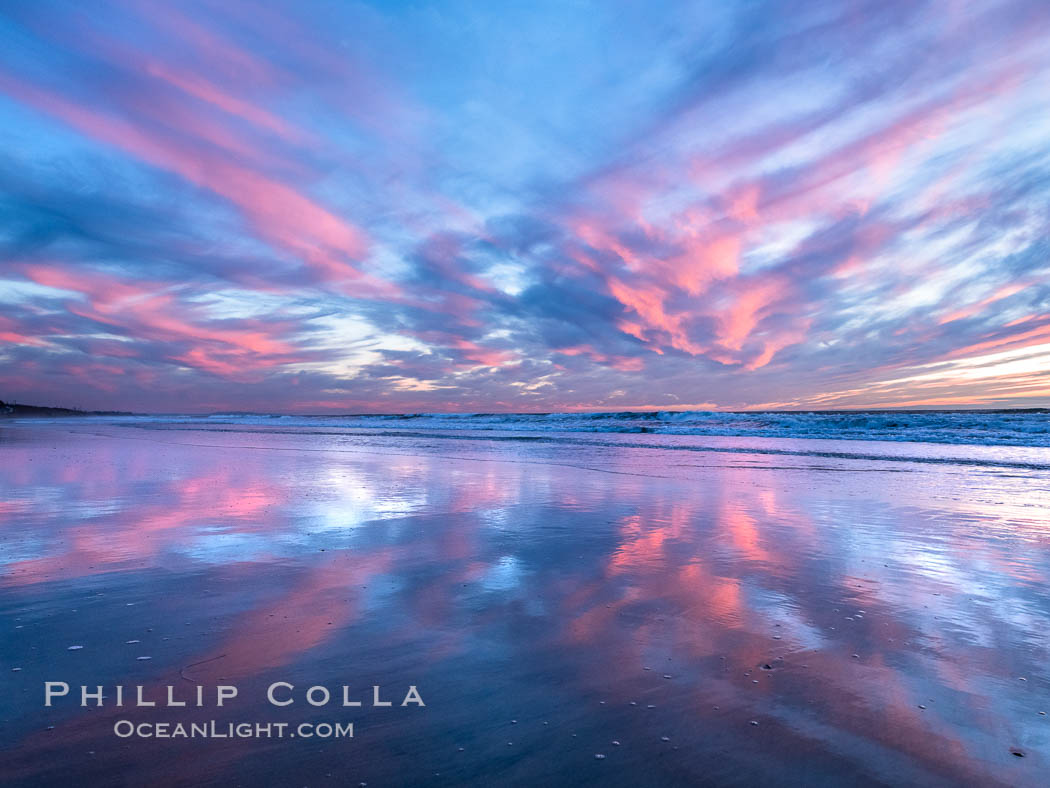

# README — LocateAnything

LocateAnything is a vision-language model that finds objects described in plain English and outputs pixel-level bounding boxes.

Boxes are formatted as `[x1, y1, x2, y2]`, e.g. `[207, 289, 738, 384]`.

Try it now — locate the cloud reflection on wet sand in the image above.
[1, 422, 1049, 785]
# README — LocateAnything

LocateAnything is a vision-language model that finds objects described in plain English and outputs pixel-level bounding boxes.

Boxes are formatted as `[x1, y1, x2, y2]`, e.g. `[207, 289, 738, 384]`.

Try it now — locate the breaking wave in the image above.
[69, 408, 1050, 448]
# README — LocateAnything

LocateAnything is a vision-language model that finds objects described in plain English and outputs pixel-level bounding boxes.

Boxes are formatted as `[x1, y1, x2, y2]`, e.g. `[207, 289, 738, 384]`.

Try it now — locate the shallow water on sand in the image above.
[2, 421, 1050, 786]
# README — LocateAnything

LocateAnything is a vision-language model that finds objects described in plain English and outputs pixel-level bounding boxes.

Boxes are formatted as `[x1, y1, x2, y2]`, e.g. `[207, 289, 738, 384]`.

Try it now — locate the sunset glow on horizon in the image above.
[2, 0, 1049, 413]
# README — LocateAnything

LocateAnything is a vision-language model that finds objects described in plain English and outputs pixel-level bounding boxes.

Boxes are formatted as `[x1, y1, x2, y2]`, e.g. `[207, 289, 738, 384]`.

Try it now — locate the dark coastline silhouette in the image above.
[0, 400, 128, 418]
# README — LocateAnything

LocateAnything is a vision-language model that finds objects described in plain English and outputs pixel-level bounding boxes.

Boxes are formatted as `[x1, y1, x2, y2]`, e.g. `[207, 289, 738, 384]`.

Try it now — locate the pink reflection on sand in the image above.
[2, 424, 1048, 783]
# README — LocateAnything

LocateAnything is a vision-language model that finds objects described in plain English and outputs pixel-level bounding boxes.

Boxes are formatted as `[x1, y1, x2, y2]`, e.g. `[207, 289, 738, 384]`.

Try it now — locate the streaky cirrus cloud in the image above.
[1, 0, 1049, 412]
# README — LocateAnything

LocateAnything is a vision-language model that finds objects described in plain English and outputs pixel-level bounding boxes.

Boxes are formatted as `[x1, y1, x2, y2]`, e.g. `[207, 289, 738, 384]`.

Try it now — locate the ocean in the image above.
[58, 408, 1050, 446]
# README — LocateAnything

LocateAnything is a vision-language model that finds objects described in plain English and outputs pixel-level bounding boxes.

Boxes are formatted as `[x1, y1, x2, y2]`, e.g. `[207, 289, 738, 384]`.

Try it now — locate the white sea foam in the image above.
[47, 409, 1050, 448]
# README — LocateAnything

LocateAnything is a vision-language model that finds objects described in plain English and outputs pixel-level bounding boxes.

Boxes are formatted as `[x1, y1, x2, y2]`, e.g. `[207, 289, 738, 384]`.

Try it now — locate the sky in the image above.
[0, 0, 1049, 413]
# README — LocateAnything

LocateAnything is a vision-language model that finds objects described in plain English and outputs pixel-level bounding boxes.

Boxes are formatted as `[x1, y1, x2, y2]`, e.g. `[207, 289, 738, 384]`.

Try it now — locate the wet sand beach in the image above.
[2, 418, 1049, 786]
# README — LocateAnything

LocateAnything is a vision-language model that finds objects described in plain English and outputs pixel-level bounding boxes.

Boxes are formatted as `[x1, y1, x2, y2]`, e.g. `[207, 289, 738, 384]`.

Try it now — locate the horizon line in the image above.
[5, 400, 1049, 417]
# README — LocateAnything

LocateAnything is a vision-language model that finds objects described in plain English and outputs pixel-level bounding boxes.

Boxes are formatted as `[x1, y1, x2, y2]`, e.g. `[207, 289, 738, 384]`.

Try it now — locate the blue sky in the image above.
[1, 0, 1049, 412]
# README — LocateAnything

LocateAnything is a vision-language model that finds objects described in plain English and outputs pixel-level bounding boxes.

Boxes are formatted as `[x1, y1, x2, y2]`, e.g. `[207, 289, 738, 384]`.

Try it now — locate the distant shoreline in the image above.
[0, 401, 132, 418]
[2, 401, 1047, 418]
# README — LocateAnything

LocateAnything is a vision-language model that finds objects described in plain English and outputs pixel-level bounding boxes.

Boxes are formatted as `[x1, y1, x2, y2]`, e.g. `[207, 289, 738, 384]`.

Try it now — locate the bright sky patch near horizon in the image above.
[1, 0, 1048, 413]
